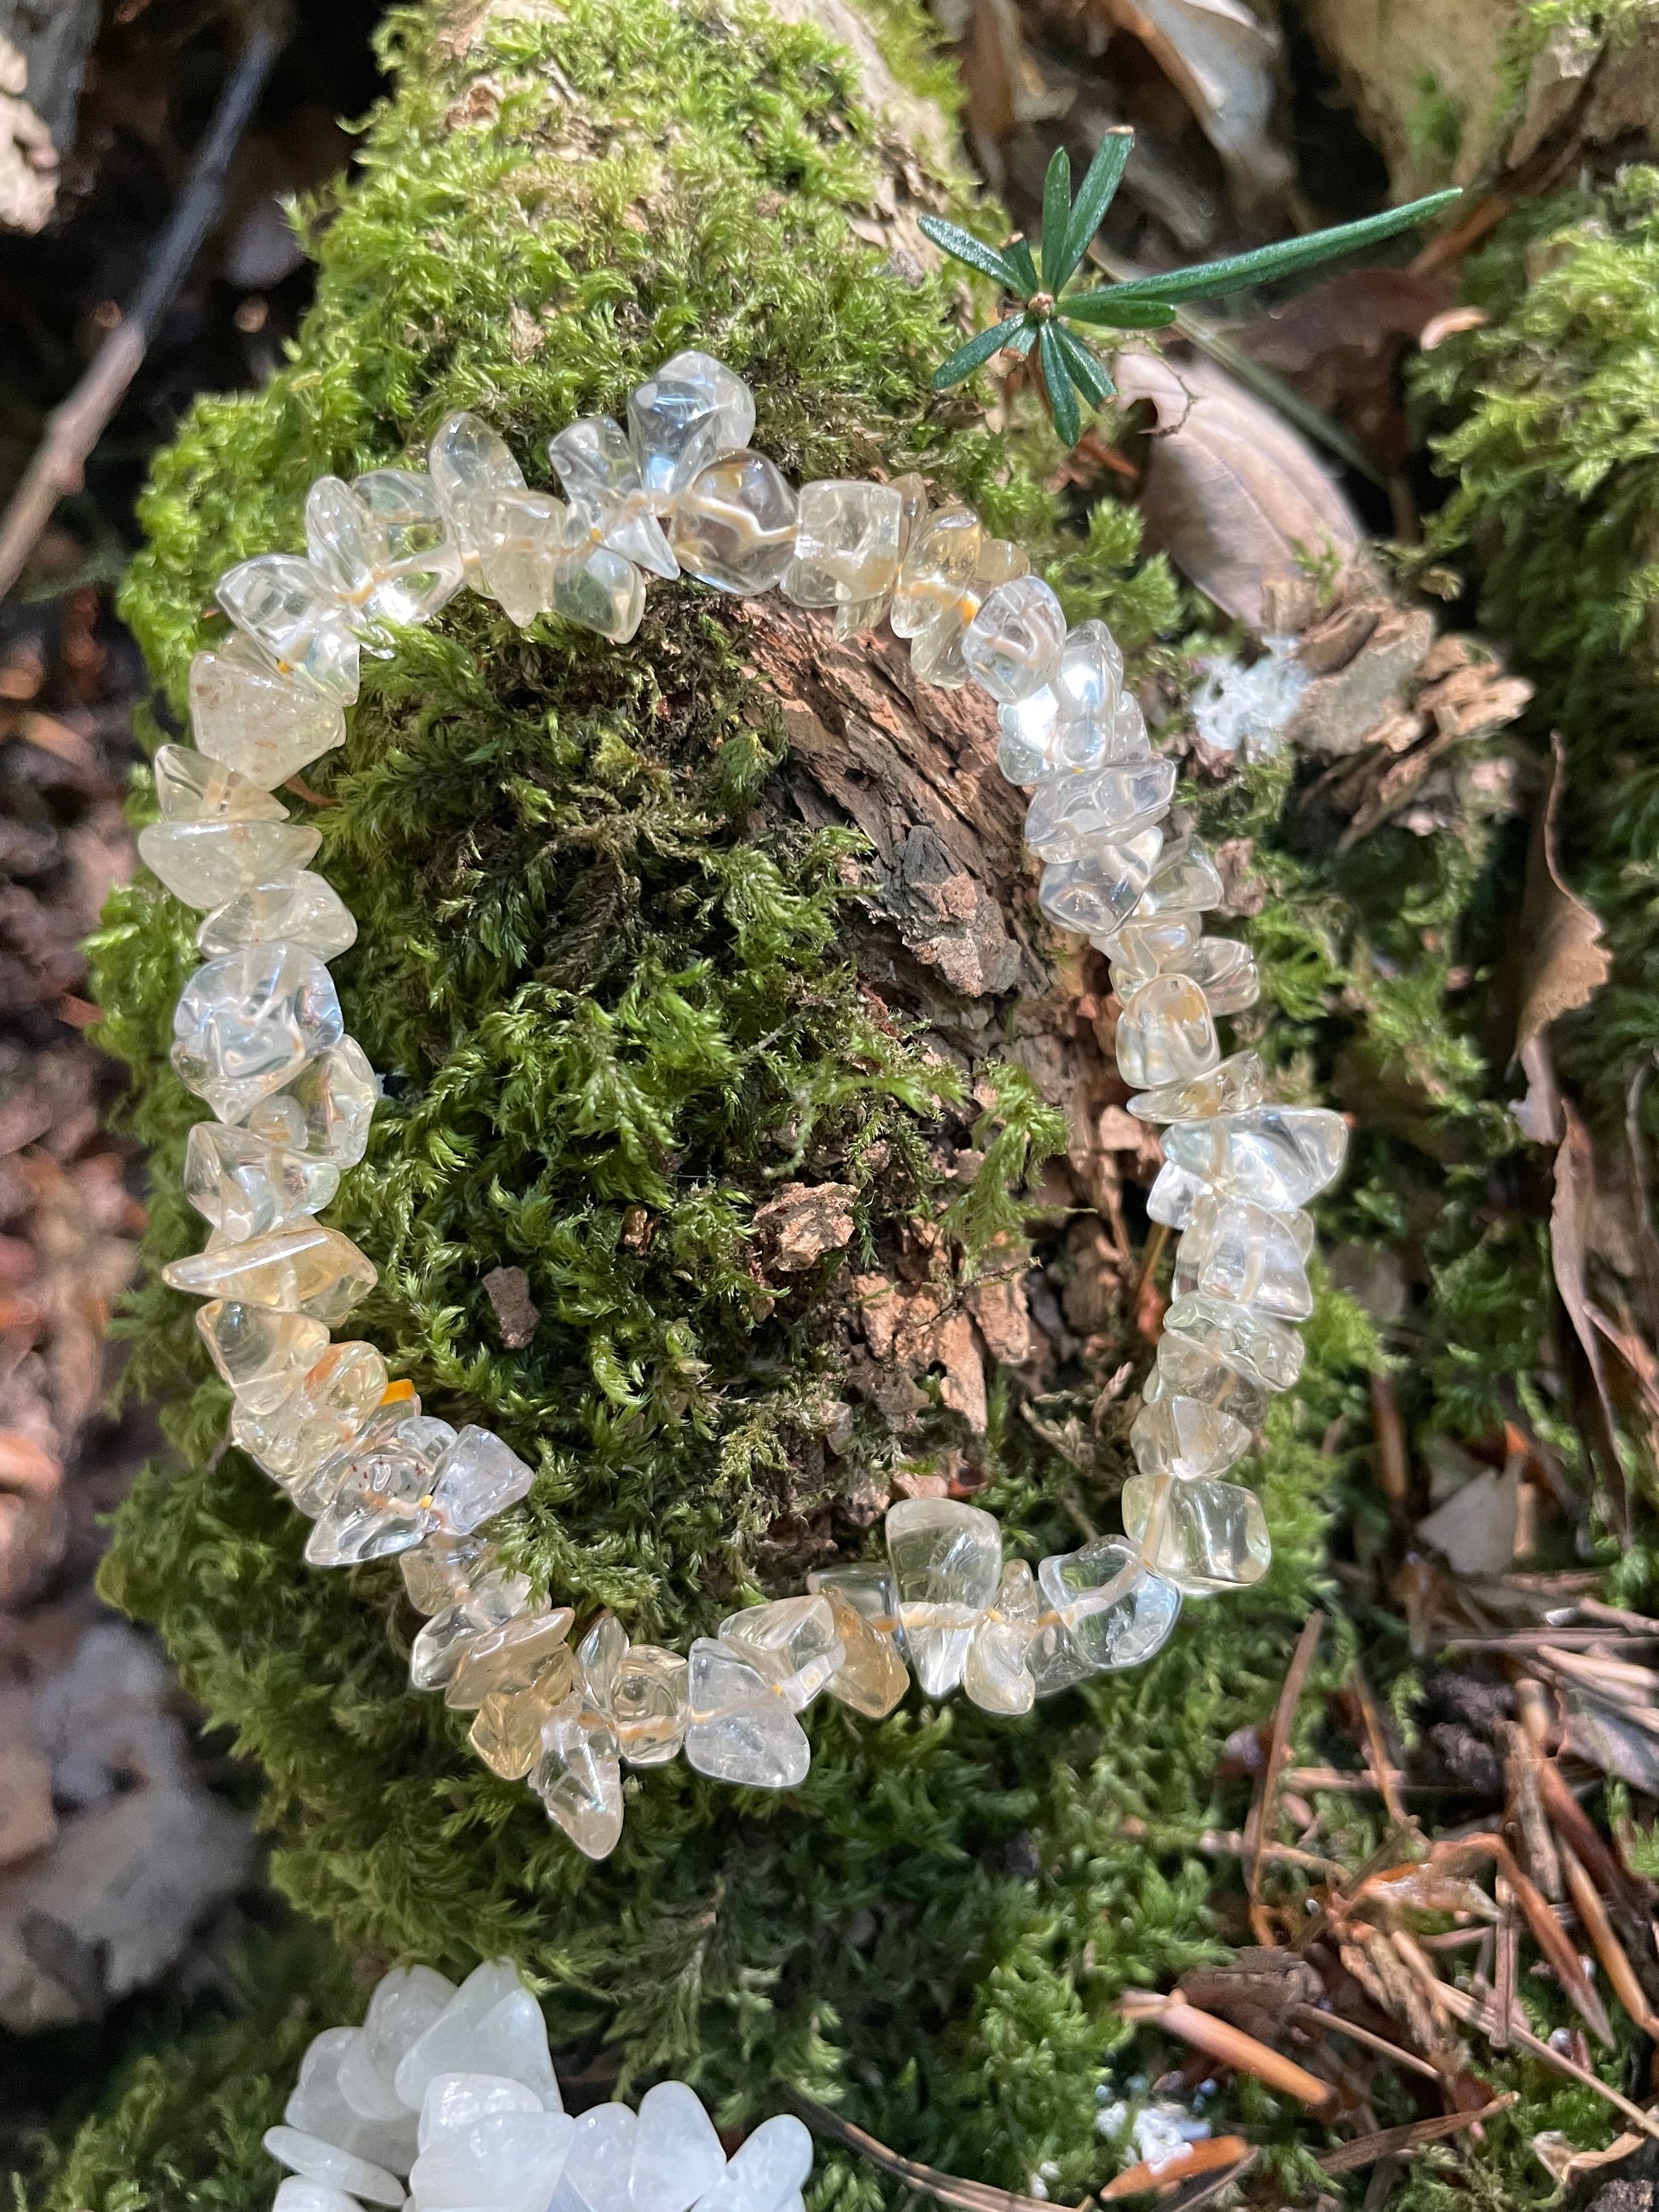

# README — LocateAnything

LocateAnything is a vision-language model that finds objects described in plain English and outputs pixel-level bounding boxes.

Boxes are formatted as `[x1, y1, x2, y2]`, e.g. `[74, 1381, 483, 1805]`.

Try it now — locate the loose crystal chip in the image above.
[717, 1596, 844, 1712]
[305, 470, 465, 629]
[1123, 1474, 1270, 1594]
[155, 743, 287, 823]
[1052, 619, 1124, 724]
[886, 1497, 1002, 1697]
[1038, 826, 1163, 939]
[429, 410, 528, 581]
[1023, 759, 1176, 862]
[1113, 974, 1220, 1090]
[1144, 1328, 1271, 1434]
[170, 944, 344, 1122]
[184, 1121, 339, 1241]
[890, 505, 980, 637]
[339, 1966, 454, 2122]
[534, 1696, 624, 1859]
[549, 417, 679, 579]
[783, 479, 904, 609]
[670, 451, 799, 594]
[196, 1298, 329, 1414]
[232, 1340, 389, 1486]
[189, 635, 346, 788]
[1130, 1392, 1252, 1483]
[476, 488, 572, 626]
[1174, 1193, 1314, 1320]
[1164, 1105, 1348, 1211]
[162, 1222, 376, 1325]
[1131, 834, 1224, 918]
[962, 1558, 1039, 1715]
[683, 1637, 810, 1788]
[139, 819, 322, 910]
[247, 1037, 378, 1165]
[197, 873, 357, 961]
[217, 554, 361, 702]
[1129, 1048, 1268, 1123]
[1038, 1539, 1181, 1672]
[1165, 1291, 1304, 1394]
[627, 350, 755, 512]
[962, 575, 1066, 703]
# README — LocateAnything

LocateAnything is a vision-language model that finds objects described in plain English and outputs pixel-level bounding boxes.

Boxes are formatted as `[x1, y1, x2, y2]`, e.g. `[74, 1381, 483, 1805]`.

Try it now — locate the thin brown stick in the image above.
[1286, 2003, 1441, 2083]
[1194, 1828, 1349, 1880]
[1539, 1758, 1649, 1914]
[1492, 1879, 1515, 2053]
[1118, 1991, 1335, 2112]
[1351, 1663, 1409, 1830]
[783, 2090, 1083, 2212]
[1246, 1611, 1324, 1938]
[1316, 2094, 1519, 2176]
[1458, 1831, 1614, 2047]
[0, 12, 286, 600]
[1559, 1839, 1659, 2036]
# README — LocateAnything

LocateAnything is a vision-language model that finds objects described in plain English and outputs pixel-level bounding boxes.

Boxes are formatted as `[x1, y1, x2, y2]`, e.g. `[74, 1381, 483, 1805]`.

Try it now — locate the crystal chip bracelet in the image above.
[144, 348, 1348, 1862]
[263, 1954, 814, 2212]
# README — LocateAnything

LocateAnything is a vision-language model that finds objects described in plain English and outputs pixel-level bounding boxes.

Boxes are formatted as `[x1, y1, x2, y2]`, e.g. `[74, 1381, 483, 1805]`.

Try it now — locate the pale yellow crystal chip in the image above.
[161, 1222, 377, 1326]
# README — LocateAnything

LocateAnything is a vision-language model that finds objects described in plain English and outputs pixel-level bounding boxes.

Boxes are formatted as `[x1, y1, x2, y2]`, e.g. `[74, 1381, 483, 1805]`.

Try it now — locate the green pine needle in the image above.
[921, 145, 1460, 447]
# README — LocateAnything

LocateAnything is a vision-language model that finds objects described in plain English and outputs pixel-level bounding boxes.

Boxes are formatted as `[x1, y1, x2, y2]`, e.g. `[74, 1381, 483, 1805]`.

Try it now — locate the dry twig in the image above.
[1316, 2094, 1519, 2176]
[783, 2090, 1081, 2212]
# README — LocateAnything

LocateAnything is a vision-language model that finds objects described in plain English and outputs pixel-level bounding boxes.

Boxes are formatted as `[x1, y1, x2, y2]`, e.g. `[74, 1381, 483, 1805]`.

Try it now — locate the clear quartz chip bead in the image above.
[534, 1695, 624, 1859]
[683, 1637, 810, 1788]
[217, 554, 361, 702]
[1180, 937, 1260, 1014]
[263, 2128, 405, 2207]
[1146, 1158, 1210, 1230]
[628, 2082, 726, 2212]
[1038, 1538, 1181, 1672]
[717, 1596, 844, 1711]
[303, 1414, 460, 1563]
[1144, 1327, 1272, 1434]
[247, 1037, 378, 1165]
[429, 410, 528, 586]
[962, 1557, 1039, 1715]
[806, 1564, 909, 1719]
[197, 873, 357, 961]
[470, 1642, 581, 1779]
[783, 479, 904, 609]
[195, 1298, 328, 1415]
[405, 2106, 575, 2212]
[154, 743, 286, 822]
[890, 504, 980, 637]
[476, 488, 574, 626]
[832, 471, 926, 637]
[1113, 974, 1220, 1090]
[138, 819, 322, 910]
[170, 944, 344, 1122]
[885, 1497, 1003, 1697]
[1095, 914, 1198, 979]
[1122, 1474, 1270, 1594]
[410, 1568, 532, 1691]
[419, 2076, 540, 2152]
[1165, 1291, 1304, 1395]
[1038, 825, 1163, 939]
[1052, 619, 1124, 725]
[692, 2115, 812, 2212]
[273, 2179, 366, 2212]
[390, 1958, 530, 2109]
[1023, 759, 1176, 862]
[344, 1964, 454, 2119]
[231, 1340, 389, 1487]
[962, 575, 1066, 703]
[1173, 1193, 1314, 1320]
[552, 540, 647, 642]
[1130, 1391, 1253, 1482]
[670, 451, 799, 594]
[445, 1605, 577, 1712]
[1164, 1104, 1348, 1211]
[162, 1222, 376, 1325]
[627, 349, 755, 512]
[997, 689, 1059, 785]
[283, 2023, 416, 2171]
[551, 2101, 636, 2212]
[610, 1642, 689, 1765]
[1132, 833, 1224, 918]
[401, 1526, 498, 1614]
[1129, 1047, 1268, 1123]
[910, 609, 972, 688]
[548, 417, 679, 579]
[305, 469, 465, 629]
[183, 1120, 339, 1239]
[189, 633, 345, 788]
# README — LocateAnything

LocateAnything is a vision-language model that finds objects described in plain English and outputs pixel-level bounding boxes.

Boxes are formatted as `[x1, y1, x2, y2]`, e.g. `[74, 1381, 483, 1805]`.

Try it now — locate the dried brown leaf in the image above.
[1099, 0, 1292, 217]
[1552, 1100, 1628, 1530]
[1515, 733, 1610, 1061]
[1113, 351, 1363, 631]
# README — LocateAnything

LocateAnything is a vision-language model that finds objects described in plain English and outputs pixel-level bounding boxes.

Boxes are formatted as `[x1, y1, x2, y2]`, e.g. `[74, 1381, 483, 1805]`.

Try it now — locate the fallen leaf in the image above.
[1552, 1101, 1628, 1532]
[1417, 1464, 1520, 1575]
[1114, 350, 1363, 630]
[1234, 268, 1453, 471]
[1514, 732, 1610, 1063]
[1531, 2127, 1643, 2190]
[1101, 0, 1292, 219]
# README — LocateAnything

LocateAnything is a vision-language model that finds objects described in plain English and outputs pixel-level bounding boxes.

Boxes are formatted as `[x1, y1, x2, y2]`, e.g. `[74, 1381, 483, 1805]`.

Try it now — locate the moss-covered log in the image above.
[75, 0, 1378, 2202]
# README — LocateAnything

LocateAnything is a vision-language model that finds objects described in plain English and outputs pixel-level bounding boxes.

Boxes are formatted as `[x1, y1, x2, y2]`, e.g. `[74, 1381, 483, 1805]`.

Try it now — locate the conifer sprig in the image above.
[921, 134, 1460, 448]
